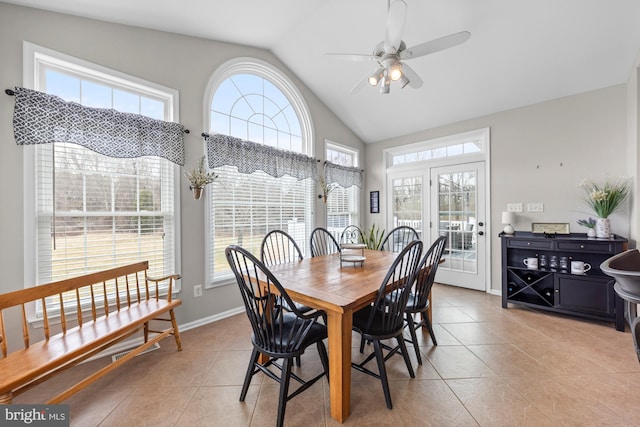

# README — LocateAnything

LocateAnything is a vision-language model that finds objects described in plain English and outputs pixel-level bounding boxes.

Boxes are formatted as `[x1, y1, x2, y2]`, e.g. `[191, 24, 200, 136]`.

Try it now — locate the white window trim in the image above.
[22, 42, 182, 321]
[325, 139, 361, 230]
[203, 57, 314, 289]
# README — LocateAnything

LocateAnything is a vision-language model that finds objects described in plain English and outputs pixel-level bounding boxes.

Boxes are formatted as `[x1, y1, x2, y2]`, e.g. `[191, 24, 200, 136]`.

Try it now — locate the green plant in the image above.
[185, 156, 218, 188]
[579, 176, 631, 218]
[577, 217, 596, 229]
[364, 223, 385, 250]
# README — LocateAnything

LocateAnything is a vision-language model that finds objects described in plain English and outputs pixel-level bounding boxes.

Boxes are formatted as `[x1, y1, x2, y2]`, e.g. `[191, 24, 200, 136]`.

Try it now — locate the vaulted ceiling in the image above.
[5, 0, 640, 143]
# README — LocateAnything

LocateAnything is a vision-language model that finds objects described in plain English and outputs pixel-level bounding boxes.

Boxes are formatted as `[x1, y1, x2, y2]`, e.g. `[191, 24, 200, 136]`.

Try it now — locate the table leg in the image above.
[326, 309, 352, 423]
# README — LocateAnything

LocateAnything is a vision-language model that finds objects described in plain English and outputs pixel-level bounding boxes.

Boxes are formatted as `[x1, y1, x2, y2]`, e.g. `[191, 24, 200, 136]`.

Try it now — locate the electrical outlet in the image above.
[527, 203, 544, 213]
[507, 203, 523, 213]
[194, 284, 203, 298]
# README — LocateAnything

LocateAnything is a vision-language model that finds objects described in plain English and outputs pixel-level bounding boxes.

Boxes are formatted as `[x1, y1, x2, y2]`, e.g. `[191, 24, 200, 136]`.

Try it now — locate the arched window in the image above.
[205, 58, 314, 287]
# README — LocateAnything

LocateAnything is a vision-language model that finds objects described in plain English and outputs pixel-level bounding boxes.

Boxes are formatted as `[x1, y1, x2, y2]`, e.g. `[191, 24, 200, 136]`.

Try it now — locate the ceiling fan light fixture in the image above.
[399, 74, 410, 88]
[389, 62, 403, 81]
[368, 67, 385, 86]
[380, 75, 391, 94]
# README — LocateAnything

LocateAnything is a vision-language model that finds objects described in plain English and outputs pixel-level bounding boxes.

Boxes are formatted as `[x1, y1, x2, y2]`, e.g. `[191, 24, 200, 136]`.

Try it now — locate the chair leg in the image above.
[396, 336, 415, 379]
[425, 316, 438, 346]
[295, 355, 301, 367]
[169, 308, 183, 351]
[240, 348, 260, 402]
[373, 340, 393, 409]
[317, 341, 330, 382]
[359, 335, 365, 353]
[276, 358, 293, 427]
[405, 312, 422, 365]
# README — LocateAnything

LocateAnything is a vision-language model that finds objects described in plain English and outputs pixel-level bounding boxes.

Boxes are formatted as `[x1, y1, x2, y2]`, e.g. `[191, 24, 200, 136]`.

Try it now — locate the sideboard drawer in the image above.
[507, 239, 554, 250]
[556, 241, 615, 254]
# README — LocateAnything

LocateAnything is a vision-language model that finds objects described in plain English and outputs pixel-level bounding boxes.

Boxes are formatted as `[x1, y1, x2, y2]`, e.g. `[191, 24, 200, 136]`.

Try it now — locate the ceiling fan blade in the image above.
[401, 31, 471, 60]
[384, 0, 407, 53]
[325, 52, 378, 62]
[400, 63, 423, 88]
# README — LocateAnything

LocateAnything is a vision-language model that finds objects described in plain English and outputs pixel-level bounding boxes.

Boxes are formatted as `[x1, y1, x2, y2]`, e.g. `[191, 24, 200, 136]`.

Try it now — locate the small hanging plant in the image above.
[318, 176, 338, 203]
[185, 156, 218, 199]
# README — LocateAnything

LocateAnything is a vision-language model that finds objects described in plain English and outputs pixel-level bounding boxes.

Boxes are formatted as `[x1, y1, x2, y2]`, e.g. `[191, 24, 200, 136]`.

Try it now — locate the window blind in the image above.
[207, 165, 313, 286]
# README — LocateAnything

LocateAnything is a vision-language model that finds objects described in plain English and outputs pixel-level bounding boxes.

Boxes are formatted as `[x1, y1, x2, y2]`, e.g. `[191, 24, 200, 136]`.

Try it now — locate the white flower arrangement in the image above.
[185, 156, 218, 189]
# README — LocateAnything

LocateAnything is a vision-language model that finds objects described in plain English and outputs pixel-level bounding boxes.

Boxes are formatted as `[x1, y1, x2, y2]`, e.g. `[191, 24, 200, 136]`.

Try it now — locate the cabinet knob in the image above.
[580, 245, 584, 249]
[527, 242, 531, 246]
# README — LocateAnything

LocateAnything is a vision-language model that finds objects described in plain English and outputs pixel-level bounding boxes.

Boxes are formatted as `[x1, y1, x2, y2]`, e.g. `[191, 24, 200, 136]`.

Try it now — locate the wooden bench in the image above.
[0, 261, 182, 404]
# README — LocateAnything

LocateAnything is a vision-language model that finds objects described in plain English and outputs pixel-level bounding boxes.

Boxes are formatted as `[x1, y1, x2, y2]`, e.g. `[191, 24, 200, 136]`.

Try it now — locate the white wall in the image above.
[0, 3, 364, 324]
[365, 85, 629, 292]
[628, 53, 640, 247]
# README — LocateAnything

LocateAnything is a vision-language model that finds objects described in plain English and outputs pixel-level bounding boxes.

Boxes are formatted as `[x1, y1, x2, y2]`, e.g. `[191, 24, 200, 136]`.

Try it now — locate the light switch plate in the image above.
[507, 203, 523, 213]
[527, 203, 544, 213]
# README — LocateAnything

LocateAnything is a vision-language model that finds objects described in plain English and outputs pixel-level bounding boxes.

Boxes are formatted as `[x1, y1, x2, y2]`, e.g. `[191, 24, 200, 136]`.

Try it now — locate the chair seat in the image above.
[253, 313, 327, 355]
[405, 292, 430, 312]
[353, 305, 403, 338]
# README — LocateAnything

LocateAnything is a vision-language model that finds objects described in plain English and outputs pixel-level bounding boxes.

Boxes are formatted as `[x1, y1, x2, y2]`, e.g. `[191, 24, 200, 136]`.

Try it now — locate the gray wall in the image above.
[365, 85, 630, 293]
[0, 3, 364, 326]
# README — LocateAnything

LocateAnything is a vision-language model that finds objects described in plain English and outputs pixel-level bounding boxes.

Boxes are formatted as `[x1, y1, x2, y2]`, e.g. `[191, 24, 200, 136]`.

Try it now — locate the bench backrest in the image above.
[0, 261, 178, 358]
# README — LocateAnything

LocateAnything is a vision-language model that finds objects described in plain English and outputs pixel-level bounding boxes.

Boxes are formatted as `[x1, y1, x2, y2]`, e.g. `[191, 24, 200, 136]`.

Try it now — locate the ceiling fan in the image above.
[327, 0, 470, 94]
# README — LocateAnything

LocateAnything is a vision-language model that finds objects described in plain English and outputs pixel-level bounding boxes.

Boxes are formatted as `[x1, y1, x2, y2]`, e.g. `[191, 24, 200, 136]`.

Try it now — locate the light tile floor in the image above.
[15, 284, 640, 426]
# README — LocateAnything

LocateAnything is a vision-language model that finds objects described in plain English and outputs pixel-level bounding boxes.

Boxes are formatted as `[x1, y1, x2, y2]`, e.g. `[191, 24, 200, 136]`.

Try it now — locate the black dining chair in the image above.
[310, 227, 341, 257]
[260, 229, 315, 366]
[226, 245, 330, 427]
[260, 229, 304, 266]
[402, 235, 447, 364]
[351, 239, 423, 410]
[380, 225, 420, 252]
[340, 225, 365, 244]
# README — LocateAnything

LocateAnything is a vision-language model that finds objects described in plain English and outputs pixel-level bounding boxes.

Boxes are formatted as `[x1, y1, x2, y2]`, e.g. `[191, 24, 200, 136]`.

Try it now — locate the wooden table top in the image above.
[267, 249, 398, 314]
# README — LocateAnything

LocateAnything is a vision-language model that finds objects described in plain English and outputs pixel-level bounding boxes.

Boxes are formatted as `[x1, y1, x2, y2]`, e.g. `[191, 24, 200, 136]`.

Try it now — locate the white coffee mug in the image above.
[523, 257, 538, 269]
[571, 261, 591, 274]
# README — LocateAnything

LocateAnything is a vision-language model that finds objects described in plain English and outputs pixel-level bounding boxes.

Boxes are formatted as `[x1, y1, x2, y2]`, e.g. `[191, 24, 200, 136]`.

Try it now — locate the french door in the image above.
[431, 162, 486, 290]
[387, 161, 487, 291]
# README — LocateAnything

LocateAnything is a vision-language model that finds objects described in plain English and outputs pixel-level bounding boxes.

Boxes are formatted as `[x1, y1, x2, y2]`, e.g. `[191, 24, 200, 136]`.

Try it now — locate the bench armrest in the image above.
[146, 273, 181, 301]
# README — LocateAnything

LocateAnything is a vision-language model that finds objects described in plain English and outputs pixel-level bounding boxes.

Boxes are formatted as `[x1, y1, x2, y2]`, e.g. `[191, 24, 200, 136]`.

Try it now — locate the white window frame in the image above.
[204, 57, 314, 288]
[23, 42, 182, 320]
[325, 140, 360, 238]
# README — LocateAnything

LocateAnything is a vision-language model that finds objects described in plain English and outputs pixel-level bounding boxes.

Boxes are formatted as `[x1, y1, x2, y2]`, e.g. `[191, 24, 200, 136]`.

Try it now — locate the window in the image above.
[325, 142, 359, 237]
[24, 43, 180, 312]
[390, 140, 482, 166]
[206, 58, 313, 287]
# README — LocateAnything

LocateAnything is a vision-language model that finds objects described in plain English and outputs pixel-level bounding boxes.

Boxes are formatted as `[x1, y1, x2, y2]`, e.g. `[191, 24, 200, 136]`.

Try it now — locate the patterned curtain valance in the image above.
[204, 133, 318, 181]
[12, 87, 186, 165]
[325, 161, 363, 188]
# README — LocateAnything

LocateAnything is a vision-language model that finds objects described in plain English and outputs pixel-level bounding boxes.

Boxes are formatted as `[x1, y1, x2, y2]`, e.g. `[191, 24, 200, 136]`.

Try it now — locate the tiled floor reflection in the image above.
[14, 284, 640, 426]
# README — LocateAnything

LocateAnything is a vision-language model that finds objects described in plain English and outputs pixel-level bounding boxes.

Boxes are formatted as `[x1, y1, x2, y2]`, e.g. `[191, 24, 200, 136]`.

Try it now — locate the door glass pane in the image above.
[438, 171, 477, 273]
[391, 177, 423, 238]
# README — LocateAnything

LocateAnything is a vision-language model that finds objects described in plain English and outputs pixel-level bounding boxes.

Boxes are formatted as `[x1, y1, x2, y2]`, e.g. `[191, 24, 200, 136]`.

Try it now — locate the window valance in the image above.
[204, 133, 318, 181]
[325, 161, 363, 188]
[11, 87, 186, 165]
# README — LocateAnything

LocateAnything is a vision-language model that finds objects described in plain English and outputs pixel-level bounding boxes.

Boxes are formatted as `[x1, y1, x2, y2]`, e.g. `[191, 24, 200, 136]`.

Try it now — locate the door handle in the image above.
[478, 231, 484, 236]
[478, 222, 484, 227]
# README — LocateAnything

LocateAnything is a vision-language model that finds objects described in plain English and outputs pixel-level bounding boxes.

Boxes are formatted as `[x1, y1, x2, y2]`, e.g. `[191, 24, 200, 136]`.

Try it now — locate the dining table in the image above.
[265, 249, 403, 423]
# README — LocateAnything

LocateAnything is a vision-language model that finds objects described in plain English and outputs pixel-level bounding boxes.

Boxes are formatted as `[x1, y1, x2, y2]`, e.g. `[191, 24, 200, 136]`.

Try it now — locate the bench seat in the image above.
[0, 261, 182, 404]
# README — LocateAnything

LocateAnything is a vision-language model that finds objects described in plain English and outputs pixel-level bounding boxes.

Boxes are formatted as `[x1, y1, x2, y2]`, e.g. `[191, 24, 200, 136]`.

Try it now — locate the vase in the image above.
[586, 228, 596, 238]
[191, 186, 203, 200]
[595, 217, 610, 238]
